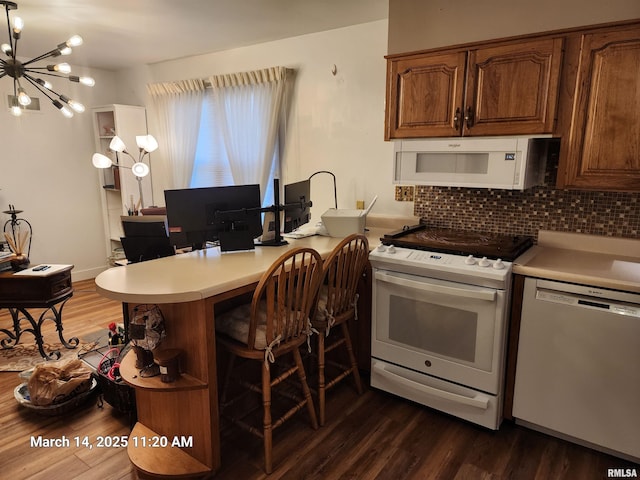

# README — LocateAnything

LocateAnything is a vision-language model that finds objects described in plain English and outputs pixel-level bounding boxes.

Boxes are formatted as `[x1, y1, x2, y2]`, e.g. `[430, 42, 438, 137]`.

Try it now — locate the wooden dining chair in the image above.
[312, 233, 369, 426]
[215, 247, 323, 474]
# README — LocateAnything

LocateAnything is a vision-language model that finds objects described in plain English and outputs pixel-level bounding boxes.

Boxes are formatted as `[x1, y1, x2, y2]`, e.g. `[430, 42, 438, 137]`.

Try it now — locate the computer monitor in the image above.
[164, 184, 262, 250]
[120, 215, 173, 263]
[283, 179, 311, 233]
[121, 215, 168, 237]
[120, 236, 175, 263]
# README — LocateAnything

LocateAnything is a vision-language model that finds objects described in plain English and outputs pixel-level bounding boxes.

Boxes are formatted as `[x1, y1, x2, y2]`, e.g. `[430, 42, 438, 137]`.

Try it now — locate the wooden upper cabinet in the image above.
[466, 39, 563, 136]
[557, 24, 640, 191]
[385, 38, 563, 139]
[385, 52, 466, 138]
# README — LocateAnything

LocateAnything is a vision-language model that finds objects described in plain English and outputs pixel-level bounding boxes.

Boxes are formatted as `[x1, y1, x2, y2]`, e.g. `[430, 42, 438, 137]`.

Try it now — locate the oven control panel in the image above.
[369, 243, 512, 287]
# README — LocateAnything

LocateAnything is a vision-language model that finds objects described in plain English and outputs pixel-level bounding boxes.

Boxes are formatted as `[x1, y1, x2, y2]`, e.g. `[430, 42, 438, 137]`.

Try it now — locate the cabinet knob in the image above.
[454, 107, 461, 130]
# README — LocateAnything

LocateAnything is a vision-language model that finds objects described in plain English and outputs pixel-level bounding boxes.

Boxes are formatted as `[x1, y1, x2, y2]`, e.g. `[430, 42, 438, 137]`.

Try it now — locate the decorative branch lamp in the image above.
[92, 134, 158, 209]
[0, 1, 95, 117]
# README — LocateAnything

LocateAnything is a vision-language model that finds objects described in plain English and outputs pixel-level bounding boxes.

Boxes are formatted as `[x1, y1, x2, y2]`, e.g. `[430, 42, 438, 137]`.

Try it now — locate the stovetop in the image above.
[380, 225, 533, 262]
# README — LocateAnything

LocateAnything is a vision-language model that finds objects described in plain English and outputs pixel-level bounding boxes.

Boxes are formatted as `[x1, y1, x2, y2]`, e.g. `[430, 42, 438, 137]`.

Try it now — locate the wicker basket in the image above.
[14, 378, 98, 416]
[95, 347, 136, 414]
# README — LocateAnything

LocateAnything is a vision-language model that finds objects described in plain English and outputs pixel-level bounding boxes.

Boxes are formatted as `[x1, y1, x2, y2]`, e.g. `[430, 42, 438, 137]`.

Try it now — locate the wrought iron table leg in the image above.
[0, 297, 78, 360]
[50, 298, 79, 349]
[0, 308, 23, 348]
[8, 307, 60, 360]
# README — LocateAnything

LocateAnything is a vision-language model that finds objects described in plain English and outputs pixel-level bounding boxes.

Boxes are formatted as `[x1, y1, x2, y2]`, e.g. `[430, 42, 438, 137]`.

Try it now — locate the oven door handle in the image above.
[374, 271, 496, 301]
[373, 362, 490, 410]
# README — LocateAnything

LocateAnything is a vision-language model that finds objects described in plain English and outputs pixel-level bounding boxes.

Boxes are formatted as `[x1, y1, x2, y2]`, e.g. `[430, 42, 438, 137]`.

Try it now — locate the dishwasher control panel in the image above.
[535, 282, 640, 318]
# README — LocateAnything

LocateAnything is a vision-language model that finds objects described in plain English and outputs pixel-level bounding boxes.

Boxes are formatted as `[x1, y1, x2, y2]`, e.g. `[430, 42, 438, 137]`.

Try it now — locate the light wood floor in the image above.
[0, 279, 637, 479]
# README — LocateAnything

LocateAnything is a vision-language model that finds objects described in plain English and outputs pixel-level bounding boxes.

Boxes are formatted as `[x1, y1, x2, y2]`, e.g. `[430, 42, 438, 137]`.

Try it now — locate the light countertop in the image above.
[96, 226, 396, 304]
[513, 231, 640, 293]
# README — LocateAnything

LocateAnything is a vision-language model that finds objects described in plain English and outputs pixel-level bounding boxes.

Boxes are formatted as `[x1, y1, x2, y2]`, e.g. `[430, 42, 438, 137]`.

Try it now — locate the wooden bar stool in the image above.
[215, 247, 323, 474]
[312, 233, 369, 426]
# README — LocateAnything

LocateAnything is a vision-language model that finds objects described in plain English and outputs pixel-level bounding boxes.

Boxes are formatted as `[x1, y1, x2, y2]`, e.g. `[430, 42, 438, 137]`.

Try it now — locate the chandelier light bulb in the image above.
[53, 99, 73, 118]
[1, 43, 11, 55]
[59, 46, 72, 55]
[35, 78, 53, 90]
[59, 94, 85, 113]
[69, 75, 95, 87]
[60, 106, 73, 118]
[69, 100, 85, 113]
[17, 87, 31, 106]
[66, 35, 83, 47]
[12, 16, 23, 36]
[10, 96, 22, 116]
[50, 62, 71, 74]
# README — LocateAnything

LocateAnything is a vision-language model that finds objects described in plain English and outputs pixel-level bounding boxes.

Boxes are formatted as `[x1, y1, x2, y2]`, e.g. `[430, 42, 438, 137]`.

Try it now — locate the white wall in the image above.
[116, 20, 413, 222]
[388, 0, 640, 54]
[0, 66, 118, 281]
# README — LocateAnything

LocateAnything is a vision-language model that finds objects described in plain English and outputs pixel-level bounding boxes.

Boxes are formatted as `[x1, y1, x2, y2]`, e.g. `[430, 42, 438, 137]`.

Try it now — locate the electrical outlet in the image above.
[356, 200, 365, 209]
[394, 185, 415, 201]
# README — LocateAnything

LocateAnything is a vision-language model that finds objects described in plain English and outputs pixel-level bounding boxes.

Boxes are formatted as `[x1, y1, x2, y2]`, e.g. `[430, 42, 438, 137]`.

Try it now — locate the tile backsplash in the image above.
[413, 162, 639, 241]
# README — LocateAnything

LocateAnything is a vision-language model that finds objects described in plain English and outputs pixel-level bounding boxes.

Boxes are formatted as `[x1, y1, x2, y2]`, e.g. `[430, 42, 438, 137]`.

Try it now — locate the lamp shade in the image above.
[109, 136, 127, 152]
[131, 162, 150, 178]
[92, 153, 113, 169]
[136, 134, 158, 153]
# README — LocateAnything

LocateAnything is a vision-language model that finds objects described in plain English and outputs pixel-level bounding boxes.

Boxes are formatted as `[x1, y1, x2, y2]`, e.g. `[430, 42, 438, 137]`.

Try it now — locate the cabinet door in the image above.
[385, 52, 466, 139]
[465, 38, 563, 136]
[559, 26, 640, 191]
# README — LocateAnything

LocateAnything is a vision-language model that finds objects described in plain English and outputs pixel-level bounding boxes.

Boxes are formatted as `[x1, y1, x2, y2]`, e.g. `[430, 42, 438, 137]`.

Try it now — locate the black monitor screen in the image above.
[121, 215, 168, 237]
[164, 184, 262, 249]
[284, 179, 311, 233]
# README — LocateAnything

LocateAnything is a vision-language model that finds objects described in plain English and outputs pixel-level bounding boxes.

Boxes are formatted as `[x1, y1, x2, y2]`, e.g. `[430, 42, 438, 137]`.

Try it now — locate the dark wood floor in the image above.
[1, 279, 637, 479]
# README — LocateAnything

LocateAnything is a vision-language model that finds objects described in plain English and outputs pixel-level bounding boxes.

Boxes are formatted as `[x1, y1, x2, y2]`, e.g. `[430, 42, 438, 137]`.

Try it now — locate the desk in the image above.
[95, 230, 385, 478]
[0, 264, 78, 359]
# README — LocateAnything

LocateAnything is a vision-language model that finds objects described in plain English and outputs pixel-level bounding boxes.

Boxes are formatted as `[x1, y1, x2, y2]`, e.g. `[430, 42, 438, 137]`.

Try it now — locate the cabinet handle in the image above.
[454, 107, 461, 130]
[464, 106, 474, 128]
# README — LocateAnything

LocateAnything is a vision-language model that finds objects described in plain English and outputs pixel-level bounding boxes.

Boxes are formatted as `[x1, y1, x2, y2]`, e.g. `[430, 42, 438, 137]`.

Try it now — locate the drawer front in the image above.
[0, 269, 73, 305]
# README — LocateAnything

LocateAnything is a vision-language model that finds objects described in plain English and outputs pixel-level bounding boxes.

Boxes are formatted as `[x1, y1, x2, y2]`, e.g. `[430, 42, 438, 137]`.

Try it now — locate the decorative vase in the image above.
[10, 254, 29, 271]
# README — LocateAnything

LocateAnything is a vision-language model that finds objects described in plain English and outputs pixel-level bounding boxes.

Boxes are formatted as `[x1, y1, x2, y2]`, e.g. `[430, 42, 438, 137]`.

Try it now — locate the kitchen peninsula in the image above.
[94, 228, 388, 478]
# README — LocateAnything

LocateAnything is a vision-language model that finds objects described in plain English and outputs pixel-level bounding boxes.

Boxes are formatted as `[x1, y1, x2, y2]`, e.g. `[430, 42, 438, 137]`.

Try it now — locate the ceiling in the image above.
[7, 0, 388, 71]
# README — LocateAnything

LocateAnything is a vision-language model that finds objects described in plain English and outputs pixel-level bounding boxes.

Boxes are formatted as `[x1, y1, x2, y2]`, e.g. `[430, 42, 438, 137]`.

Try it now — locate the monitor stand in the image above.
[256, 178, 288, 247]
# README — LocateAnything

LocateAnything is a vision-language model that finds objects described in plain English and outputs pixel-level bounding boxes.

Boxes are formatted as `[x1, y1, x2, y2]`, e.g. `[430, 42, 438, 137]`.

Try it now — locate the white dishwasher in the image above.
[513, 277, 640, 462]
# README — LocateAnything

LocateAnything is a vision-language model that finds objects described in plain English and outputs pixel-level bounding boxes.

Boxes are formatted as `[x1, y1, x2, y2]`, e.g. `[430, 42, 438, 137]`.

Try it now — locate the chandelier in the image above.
[0, 1, 94, 117]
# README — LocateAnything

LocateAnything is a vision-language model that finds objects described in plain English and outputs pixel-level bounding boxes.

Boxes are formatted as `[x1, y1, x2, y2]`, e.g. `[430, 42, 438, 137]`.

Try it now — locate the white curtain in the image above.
[147, 79, 207, 189]
[208, 67, 289, 202]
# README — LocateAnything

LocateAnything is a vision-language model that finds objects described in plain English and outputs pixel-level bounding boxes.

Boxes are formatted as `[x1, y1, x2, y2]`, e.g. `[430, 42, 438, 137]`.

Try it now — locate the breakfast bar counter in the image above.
[94, 228, 387, 478]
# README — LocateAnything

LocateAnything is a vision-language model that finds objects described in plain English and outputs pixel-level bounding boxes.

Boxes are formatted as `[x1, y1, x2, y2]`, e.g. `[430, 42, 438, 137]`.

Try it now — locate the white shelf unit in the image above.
[92, 104, 153, 260]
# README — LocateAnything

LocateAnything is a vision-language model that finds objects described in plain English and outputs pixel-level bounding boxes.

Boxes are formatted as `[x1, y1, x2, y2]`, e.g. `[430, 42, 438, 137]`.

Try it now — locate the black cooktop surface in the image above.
[381, 225, 533, 262]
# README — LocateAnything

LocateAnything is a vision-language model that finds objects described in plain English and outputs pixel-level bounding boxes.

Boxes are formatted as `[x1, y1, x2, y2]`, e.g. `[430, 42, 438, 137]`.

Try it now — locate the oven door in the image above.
[371, 268, 508, 395]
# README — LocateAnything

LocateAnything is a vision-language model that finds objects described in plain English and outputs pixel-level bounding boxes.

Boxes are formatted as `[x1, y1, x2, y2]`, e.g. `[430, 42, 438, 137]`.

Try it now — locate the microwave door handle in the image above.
[373, 362, 490, 410]
[375, 271, 496, 301]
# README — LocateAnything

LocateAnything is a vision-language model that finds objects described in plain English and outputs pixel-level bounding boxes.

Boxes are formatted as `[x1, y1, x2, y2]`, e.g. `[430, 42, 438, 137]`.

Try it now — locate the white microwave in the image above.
[393, 136, 555, 190]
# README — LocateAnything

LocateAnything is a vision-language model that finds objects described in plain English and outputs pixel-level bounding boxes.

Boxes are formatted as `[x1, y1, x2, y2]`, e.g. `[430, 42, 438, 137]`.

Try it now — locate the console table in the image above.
[0, 264, 79, 359]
